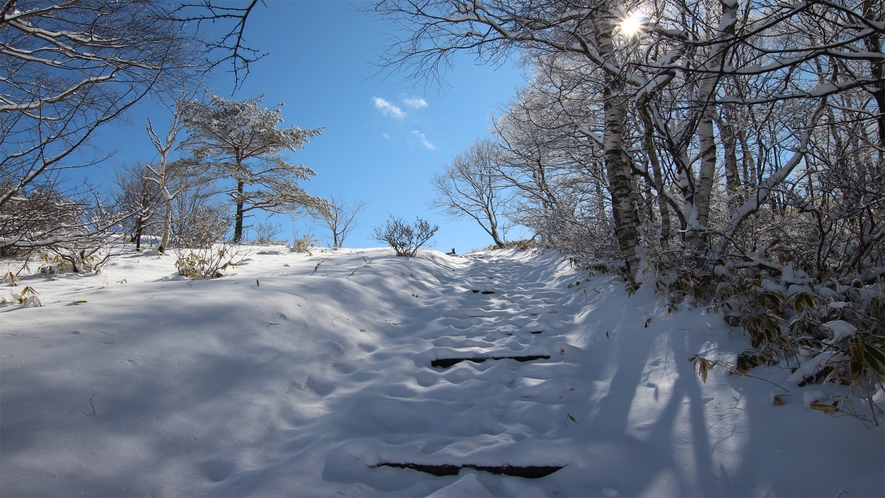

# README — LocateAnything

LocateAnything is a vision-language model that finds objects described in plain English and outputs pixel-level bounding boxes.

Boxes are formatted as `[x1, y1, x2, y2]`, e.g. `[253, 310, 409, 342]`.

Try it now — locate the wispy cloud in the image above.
[412, 130, 437, 150]
[402, 96, 428, 109]
[381, 133, 391, 140]
[372, 97, 406, 120]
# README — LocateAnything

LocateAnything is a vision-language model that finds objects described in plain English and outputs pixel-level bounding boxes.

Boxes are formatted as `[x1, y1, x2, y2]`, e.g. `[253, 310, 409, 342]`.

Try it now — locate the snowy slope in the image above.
[1, 247, 882, 497]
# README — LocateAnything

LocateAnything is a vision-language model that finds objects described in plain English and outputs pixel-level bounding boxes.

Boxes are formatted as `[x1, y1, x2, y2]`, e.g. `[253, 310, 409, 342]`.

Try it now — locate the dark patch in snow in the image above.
[378, 462, 563, 478]
[431, 355, 551, 368]
[196, 459, 235, 482]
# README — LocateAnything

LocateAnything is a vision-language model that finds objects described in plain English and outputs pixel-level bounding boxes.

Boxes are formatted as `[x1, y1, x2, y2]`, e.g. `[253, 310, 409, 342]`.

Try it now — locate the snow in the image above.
[784, 351, 844, 386]
[809, 82, 839, 97]
[823, 320, 858, 343]
[1, 247, 882, 497]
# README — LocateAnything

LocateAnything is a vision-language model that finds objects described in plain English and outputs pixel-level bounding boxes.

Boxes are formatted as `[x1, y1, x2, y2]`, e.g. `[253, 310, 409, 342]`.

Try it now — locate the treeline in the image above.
[0, 2, 368, 266]
[404, 0, 884, 413]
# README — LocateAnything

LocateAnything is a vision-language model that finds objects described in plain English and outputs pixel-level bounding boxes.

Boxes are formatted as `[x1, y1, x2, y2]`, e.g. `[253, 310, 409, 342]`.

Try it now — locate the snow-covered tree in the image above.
[144, 110, 211, 254]
[374, 0, 646, 278]
[178, 93, 328, 243]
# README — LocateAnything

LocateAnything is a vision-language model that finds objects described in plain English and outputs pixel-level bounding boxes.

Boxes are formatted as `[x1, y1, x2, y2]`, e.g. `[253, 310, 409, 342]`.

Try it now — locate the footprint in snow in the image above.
[306, 375, 336, 396]
[196, 459, 235, 483]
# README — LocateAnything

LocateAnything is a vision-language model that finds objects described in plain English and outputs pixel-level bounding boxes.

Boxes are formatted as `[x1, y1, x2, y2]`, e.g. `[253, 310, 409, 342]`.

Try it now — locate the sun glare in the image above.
[620, 12, 646, 37]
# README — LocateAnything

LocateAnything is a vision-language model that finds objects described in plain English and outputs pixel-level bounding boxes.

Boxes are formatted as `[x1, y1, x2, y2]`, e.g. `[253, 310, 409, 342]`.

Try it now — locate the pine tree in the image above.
[178, 93, 328, 243]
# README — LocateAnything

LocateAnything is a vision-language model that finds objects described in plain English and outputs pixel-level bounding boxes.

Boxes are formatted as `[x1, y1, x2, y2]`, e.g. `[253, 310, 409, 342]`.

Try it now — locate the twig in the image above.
[349, 257, 371, 277]
[90, 393, 96, 414]
[311, 258, 327, 275]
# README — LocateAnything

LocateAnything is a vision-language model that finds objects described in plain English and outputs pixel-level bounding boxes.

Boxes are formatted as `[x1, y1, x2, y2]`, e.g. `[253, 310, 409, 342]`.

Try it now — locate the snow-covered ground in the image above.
[1, 247, 882, 497]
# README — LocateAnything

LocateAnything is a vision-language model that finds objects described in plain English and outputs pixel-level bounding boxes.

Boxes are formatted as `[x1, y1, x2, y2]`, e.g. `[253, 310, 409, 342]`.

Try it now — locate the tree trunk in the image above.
[719, 106, 743, 211]
[639, 108, 671, 250]
[689, 0, 738, 249]
[604, 92, 642, 278]
[158, 193, 173, 253]
[695, 107, 717, 234]
[596, 13, 642, 279]
[863, 0, 885, 148]
[134, 219, 144, 252]
[234, 180, 245, 243]
[490, 224, 504, 248]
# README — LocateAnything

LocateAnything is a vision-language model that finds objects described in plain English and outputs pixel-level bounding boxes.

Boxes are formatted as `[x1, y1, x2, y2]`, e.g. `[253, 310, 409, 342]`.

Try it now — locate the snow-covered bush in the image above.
[247, 221, 286, 246]
[655, 256, 885, 421]
[0, 286, 43, 307]
[39, 246, 112, 274]
[372, 216, 438, 257]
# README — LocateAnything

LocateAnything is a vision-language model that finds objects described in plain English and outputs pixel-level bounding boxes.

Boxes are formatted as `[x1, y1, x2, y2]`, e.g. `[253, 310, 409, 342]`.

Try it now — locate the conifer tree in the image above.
[178, 93, 327, 243]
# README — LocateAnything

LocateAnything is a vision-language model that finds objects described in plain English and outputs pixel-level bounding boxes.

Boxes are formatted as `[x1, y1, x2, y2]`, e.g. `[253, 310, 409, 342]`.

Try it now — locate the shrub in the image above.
[248, 221, 286, 246]
[372, 216, 438, 257]
[481, 239, 539, 251]
[654, 256, 885, 422]
[40, 246, 112, 274]
[290, 228, 319, 255]
[171, 204, 230, 251]
[175, 244, 242, 279]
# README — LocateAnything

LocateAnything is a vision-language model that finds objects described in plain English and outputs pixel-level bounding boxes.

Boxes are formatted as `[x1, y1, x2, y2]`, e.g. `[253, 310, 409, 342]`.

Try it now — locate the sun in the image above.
[620, 11, 646, 37]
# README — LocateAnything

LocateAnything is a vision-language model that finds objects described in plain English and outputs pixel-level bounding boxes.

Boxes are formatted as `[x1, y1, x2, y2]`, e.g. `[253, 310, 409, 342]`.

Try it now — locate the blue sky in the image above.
[90, 0, 528, 251]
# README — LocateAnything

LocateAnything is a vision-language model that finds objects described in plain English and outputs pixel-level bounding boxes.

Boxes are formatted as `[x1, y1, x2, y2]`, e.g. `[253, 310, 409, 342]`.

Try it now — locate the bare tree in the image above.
[113, 163, 163, 252]
[173, 0, 267, 88]
[485, 55, 629, 260]
[171, 182, 230, 249]
[145, 110, 211, 254]
[315, 195, 368, 248]
[430, 140, 510, 248]
[0, 0, 203, 254]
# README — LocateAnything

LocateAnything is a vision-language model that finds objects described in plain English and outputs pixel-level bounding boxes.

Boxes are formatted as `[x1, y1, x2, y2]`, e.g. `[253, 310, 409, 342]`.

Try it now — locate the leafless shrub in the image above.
[372, 216, 438, 257]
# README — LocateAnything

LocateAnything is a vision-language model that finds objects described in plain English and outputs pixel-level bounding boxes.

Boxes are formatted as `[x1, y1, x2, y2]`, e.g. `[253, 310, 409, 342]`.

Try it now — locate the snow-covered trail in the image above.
[205, 249, 593, 497]
[1, 248, 882, 497]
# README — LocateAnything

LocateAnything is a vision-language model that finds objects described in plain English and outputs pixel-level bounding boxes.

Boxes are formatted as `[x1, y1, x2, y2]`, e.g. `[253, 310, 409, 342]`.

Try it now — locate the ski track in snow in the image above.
[1, 247, 882, 497]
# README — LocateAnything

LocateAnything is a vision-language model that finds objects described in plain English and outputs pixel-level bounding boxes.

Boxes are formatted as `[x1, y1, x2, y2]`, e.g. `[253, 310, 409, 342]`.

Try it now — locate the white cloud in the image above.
[381, 133, 391, 140]
[372, 97, 406, 120]
[402, 96, 428, 109]
[412, 130, 437, 150]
